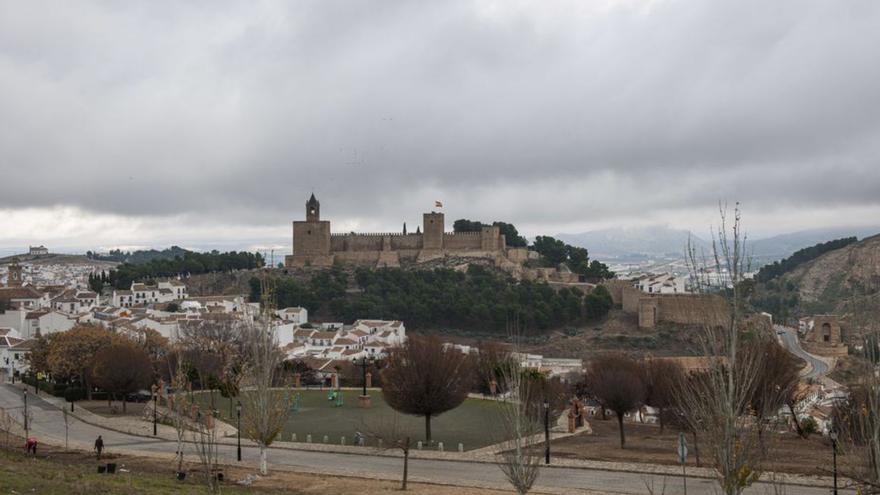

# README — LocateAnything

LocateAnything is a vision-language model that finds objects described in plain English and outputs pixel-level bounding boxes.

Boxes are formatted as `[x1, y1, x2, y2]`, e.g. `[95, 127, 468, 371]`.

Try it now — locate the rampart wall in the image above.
[443, 232, 484, 250]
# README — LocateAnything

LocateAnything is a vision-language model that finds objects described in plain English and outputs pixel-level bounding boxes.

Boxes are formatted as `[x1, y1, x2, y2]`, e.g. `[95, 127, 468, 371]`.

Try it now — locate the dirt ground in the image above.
[525, 310, 702, 359]
[551, 418, 842, 476]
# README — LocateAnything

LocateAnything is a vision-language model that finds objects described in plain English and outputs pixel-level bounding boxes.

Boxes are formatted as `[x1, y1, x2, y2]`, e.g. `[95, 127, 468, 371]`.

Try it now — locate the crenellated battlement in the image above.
[443, 231, 481, 236]
[330, 232, 422, 238]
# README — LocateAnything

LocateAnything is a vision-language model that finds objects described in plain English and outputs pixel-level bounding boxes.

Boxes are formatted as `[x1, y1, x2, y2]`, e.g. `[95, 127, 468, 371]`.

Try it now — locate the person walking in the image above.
[94, 435, 104, 460]
[25, 437, 37, 456]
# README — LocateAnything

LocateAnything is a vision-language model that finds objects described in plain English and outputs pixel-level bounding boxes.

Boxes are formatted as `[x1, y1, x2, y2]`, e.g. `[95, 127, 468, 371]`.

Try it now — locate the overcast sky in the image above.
[1, 0, 879, 254]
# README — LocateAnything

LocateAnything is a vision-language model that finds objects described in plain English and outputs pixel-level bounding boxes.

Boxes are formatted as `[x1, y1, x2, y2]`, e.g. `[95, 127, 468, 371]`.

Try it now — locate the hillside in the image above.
[754, 233, 880, 317]
[0, 253, 117, 267]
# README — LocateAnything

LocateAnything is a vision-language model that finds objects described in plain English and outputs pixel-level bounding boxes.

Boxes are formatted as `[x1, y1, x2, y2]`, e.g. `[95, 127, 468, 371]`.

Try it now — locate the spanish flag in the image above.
[435, 201, 443, 208]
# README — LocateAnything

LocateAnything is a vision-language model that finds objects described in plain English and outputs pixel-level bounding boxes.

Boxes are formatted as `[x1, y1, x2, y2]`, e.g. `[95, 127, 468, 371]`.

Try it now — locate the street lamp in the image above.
[543, 400, 550, 465]
[830, 429, 839, 495]
[23, 389, 28, 437]
[236, 401, 242, 462]
[152, 385, 158, 436]
[361, 356, 368, 398]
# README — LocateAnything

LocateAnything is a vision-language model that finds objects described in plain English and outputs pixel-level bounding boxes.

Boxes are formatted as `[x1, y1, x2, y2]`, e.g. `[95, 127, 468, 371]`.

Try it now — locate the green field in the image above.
[197, 390, 506, 450]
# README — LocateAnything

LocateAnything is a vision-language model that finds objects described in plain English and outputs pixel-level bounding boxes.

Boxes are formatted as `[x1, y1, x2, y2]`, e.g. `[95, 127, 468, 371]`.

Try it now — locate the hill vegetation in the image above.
[250, 265, 612, 334]
[87, 245, 190, 264]
[106, 250, 264, 289]
[452, 218, 528, 247]
[755, 237, 858, 282]
[752, 234, 880, 320]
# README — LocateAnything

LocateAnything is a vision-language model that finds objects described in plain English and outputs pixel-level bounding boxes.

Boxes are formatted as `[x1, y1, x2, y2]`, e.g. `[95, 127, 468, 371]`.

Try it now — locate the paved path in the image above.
[776, 325, 830, 380]
[0, 384, 851, 494]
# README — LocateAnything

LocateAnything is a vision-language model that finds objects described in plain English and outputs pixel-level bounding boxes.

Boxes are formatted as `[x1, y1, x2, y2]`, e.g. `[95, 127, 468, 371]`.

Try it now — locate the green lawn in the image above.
[197, 390, 506, 450]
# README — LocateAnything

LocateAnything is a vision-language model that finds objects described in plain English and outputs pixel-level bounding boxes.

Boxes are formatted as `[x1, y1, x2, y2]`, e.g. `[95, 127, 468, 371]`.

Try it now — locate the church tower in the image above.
[7, 258, 23, 287]
[306, 193, 320, 222]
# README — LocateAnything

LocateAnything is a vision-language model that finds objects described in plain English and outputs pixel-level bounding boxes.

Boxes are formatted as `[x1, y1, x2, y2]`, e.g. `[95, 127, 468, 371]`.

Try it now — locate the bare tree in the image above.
[381, 335, 474, 444]
[192, 411, 222, 494]
[364, 413, 412, 490]
[239, 315, 291, 475]
[167, 351, 193, 473]
[748, 340, 800, 440]
[585, 353, 645, 448]
[496, 348, 542, 494]
[641, 358, 685, 433]
[677, 203, 767, 495]
[179, 316, 243, 409]
[833, 290, 880, 492]
[0, 407, 13, 450]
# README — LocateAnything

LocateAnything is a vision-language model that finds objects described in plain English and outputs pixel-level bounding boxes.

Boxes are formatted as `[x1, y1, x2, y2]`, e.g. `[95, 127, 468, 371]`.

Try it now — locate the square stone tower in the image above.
[422, 212, 445, 250]
[291, 194, 331, 263]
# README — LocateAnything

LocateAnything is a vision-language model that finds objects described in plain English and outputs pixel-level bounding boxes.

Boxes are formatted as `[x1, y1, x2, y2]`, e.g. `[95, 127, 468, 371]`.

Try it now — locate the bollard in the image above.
[438, 442, 444, 452]
[417, 441, 423, 450]
[341, 436, 346, 445]
[458, 443, 464, 452]
[292, 433, 297, 442]
[323, 435, 329, 444]
[307, 434, 312, 443]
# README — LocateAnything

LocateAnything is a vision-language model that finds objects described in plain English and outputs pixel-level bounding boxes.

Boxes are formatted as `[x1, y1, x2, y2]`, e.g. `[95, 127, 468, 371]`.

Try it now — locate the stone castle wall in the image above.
[443, 232, 483, 250]
[287, 199, 512, 269]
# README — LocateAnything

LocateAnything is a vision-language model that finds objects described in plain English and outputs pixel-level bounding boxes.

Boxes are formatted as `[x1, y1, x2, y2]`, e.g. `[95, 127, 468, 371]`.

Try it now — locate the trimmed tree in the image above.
[585, 353, 645, 448]
[381, 335, 474, 444]
[91, 342, 153, 412]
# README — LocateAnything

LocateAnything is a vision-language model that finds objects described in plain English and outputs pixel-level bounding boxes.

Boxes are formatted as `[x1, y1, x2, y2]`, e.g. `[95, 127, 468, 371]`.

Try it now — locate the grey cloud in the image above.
[1, 0, 879, 239]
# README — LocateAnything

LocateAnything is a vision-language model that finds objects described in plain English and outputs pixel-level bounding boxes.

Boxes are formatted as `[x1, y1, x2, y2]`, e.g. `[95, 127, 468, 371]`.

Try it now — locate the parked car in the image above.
[125, 390, 152, 402]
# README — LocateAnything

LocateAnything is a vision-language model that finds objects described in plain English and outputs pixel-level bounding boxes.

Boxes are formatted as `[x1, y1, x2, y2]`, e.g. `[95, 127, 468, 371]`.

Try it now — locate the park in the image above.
[194, 389, 508, 451]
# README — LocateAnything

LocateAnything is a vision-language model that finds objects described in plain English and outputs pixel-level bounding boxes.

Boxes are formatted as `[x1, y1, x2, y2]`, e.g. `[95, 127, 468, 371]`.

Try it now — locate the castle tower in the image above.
[288, 193, 332, 266]
[422, 212, 445, 250]
[306, 193, 320, 222]
[7, 258, 23, 287]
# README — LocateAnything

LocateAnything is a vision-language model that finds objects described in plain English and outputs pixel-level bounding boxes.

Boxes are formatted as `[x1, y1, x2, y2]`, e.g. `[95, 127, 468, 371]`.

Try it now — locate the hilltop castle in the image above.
[285, 194, 514, 268]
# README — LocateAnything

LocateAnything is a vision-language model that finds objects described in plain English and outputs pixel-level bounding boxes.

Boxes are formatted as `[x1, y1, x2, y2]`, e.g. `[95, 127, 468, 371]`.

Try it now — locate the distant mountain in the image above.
[556, 226, 707, 259]
[749, 227, 880, 260]
[556, 225, 880, 262]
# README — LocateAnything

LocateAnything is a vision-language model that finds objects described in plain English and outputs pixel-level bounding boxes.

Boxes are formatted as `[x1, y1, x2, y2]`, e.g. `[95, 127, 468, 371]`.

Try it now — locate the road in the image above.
[776, 325, 830, 380]
[0, 384, 849, 495]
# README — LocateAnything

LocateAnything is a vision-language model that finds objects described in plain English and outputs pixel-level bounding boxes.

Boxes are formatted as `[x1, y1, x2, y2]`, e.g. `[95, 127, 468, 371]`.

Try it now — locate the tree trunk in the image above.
[692, 430, 700, 467]
[425, 415, 432, 444]
[84, 374, 93, 401]
[658, 407, 664, 433]
[617, 412, 626, 448]
[259, 445, 268, 475]
[402, 440, 410, 490]
[122, 397, 127, 413]
[787, 402, 805, 438]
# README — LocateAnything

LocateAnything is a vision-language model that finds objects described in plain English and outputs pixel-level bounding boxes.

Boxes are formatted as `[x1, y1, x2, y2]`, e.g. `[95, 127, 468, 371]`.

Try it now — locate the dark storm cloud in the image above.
[1, 0, 879, 238]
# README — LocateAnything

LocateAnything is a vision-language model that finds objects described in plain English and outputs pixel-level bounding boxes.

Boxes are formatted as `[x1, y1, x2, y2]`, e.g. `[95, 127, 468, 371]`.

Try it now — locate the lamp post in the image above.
[23, 389, 28, 437]
[236, 401, 242, 462]
[361, 356, 368, 397]
[543, 400, 550, 465]
[830, 429, 839, 495]
[152, 385, 158, 436]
